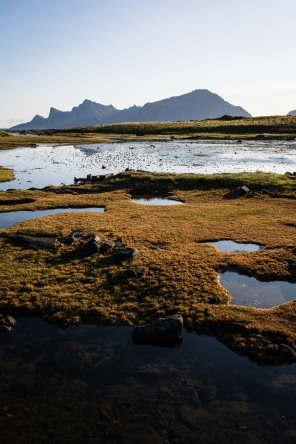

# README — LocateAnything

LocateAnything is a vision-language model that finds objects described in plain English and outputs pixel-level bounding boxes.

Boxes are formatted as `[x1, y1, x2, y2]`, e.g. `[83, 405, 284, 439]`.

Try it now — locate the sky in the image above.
[0, 0, 296, 128]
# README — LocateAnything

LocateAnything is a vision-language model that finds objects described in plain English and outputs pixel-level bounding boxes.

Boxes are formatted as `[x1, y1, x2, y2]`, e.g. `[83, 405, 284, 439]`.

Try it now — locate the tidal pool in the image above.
[219, 271, 296, 308]
[0, 207, 105, 229]
[131, 197, 183, 205]
[0, 317, 296, 443]
[207, 240, 262, 253]
[0, 139, 295, 190]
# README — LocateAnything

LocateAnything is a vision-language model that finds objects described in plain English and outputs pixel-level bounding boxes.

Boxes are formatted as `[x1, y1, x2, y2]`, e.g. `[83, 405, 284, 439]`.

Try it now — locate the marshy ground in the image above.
[0, 170, 295, 364]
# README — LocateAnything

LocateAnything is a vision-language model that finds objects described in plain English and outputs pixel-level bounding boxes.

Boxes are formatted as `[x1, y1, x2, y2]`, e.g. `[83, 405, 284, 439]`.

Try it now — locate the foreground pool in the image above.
[0, 317, 296, 443]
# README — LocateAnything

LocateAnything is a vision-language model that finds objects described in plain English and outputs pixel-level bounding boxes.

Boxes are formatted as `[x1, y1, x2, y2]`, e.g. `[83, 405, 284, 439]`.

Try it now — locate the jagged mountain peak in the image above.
[10, 90, 251, 130]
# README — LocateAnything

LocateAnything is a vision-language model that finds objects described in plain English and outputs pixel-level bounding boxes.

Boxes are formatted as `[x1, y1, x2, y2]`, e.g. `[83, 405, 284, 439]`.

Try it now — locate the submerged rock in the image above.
[132, 314, 183, 346]
[0, 314, 16, 333]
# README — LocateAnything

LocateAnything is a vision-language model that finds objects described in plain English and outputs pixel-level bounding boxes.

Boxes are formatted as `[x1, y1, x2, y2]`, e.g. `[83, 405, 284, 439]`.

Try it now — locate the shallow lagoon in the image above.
[0, 139, 295, 190]
[1, 318, 296, 443]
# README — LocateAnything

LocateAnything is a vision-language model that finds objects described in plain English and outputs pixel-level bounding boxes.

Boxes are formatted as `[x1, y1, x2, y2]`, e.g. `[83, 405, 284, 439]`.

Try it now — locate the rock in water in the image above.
[132, 315, 183, 346]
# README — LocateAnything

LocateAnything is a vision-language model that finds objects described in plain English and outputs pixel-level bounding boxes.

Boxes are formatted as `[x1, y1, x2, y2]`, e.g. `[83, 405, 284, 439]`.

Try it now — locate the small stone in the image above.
[114, 247, 138, 260]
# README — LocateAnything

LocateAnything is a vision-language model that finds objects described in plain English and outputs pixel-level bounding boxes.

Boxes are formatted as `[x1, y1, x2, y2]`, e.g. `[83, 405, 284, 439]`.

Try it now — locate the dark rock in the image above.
[82, 236, 115, 256]
[209, 297, 222, 304]
[0, 325, 12, 333]
[132, 314, 183, 346]
[235, 185, 250, 195]
[114, 247, 138, 260]
[9, 235, 57, 250]
[0, 315, 16, 332]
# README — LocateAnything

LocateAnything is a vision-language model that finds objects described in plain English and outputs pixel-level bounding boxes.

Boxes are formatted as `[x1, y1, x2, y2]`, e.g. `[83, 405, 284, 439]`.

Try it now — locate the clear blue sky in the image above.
[1, 0, 295, 128]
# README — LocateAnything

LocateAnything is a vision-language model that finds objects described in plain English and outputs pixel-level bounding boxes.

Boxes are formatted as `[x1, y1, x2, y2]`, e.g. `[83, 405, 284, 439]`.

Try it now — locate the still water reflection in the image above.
[0, 318, 296, 443]
[219, 271, 296, 308]
[131, 197, 183, 205]
[206, 240, 261, 253]
[0, 207, 105, 229]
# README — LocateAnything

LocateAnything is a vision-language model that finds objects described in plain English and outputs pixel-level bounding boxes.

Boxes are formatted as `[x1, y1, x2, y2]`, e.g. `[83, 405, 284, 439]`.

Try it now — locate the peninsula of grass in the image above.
[1, 115, 296, 150]
[0, 166, 14, 182]
[0, 171, 295, 364]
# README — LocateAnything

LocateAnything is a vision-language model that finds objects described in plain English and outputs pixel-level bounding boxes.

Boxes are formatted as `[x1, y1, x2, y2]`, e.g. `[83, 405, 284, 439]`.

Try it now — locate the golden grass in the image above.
[0, 166, 14, 183]
[0, 171, 295, 363]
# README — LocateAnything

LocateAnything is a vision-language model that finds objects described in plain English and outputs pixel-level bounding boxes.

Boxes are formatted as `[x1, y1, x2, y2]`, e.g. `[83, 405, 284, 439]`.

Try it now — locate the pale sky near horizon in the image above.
[0, 0, 295, 128]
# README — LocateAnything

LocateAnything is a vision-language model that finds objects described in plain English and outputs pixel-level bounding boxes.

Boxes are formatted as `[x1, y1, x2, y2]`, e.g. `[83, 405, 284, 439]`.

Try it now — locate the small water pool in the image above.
[207, 240, 262, 253]
[0, 207, 105, 229]
[219, 271, 296, 308]
[131, 197, 183, 205]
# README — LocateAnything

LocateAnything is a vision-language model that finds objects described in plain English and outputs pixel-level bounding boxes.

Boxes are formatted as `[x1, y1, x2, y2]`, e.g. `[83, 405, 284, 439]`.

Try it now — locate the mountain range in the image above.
[11, 89, 252, 130]
[288, 110, 296, 116]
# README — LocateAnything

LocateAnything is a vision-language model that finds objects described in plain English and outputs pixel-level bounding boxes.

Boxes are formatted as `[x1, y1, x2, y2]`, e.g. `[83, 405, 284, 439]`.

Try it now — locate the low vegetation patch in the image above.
[0, 171, 295, 364]
[0, 166, 14, 183]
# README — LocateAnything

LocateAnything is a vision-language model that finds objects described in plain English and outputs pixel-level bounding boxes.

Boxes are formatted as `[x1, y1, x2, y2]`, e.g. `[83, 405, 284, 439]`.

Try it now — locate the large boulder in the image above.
[132, 314, 183, 346]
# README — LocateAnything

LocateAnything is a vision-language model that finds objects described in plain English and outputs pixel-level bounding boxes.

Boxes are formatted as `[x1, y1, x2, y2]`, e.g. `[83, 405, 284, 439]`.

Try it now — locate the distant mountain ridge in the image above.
[11, 89, 251, 130]
[287, 110, 296, 116]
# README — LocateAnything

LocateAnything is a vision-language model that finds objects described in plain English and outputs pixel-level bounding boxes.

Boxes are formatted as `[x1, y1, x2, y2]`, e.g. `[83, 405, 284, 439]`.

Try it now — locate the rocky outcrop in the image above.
[132, 314, 183, 346]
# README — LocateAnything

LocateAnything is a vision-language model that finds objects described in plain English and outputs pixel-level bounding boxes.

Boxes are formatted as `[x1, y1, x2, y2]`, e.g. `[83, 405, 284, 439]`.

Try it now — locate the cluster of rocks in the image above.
[285, 171, 296, 177]
[7, 232, 138, 260]
[74, 173, 113, 184]
[78, 234, 138, 259]
[0, 315, 16, 333]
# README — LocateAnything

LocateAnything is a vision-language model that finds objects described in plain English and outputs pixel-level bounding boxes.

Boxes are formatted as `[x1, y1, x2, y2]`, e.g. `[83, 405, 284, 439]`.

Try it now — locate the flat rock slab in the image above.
[10, 235, 57, 250]
[132, 314, 183, 346]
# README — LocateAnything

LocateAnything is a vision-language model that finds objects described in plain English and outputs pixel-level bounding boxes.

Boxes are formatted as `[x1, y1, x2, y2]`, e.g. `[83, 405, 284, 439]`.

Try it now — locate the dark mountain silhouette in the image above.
[11, 89, 251, 130]
[287, 110, 296, 116]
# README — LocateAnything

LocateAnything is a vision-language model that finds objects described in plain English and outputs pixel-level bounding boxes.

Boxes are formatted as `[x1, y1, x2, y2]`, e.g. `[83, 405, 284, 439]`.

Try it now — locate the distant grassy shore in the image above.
[0, 171, 295, 364]
[1, 115, 296, 150]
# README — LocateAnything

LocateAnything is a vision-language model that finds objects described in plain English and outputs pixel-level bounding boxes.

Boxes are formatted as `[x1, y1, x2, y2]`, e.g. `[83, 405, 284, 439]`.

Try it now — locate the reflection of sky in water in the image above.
[0, 208, 105, 229]
[0, 139, 295, 190]
[219, 271, 296, 308]
[207, 240, 261, 252]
